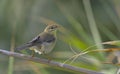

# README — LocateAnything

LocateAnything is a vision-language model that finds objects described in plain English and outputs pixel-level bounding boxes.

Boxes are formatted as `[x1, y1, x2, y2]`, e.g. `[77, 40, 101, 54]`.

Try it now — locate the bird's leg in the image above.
[42, 52, 52, 62]
[45, 55, 52, 63]
[31, 50, 35, 57]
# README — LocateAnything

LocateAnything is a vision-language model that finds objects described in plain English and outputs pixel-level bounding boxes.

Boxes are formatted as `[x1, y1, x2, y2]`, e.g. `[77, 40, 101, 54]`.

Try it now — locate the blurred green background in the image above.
[0, 0, 120, 74]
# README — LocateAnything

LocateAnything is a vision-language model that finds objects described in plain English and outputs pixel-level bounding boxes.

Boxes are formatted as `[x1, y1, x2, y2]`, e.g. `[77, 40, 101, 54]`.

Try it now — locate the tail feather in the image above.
[15, 43, 33, 50]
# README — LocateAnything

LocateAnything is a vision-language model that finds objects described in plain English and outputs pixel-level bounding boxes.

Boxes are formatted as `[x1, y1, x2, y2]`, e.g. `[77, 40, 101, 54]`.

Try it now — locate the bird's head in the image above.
[44, 25, 59, 33]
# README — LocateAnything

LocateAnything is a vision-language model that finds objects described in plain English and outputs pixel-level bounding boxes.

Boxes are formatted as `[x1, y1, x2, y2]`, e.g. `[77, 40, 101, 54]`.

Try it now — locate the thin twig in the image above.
[0, 49, 103, 74]
[69, 42, 78, 54]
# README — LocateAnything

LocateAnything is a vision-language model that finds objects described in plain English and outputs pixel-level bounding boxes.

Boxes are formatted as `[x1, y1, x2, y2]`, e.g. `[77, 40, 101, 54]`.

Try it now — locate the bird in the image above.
[15, 24, 59, 55]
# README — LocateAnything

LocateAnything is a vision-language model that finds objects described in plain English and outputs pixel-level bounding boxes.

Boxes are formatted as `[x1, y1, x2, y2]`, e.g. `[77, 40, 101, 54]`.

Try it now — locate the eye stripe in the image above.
[49, 25, 57, 29]
[51, 27, 54, 29]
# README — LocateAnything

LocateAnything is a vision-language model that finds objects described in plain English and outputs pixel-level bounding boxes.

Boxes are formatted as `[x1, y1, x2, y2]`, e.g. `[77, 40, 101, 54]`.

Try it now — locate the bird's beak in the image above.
[57, 25, 61, 28]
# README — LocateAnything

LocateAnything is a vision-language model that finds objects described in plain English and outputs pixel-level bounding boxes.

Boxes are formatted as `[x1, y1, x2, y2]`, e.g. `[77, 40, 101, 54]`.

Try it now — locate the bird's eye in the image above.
[50, 26, 54, 29]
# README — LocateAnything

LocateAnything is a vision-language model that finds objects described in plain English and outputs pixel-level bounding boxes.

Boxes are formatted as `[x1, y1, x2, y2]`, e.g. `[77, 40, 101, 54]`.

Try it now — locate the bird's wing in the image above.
[15, 43, 33, 50]
[15, 36, 42, 50]
[29, 36, 41, 44]
[15, 33, 56, 51]
[44, 36, 56, 43]
[41, 33, 56, 43]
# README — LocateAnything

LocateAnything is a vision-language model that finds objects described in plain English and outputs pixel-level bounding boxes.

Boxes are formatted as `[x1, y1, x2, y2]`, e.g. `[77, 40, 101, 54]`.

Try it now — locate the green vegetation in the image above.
[0, 0, 120, 74]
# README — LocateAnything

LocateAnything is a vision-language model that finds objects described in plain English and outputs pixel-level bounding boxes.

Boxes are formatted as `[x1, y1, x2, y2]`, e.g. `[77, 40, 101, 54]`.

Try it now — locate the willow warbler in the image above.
[16, 24, 59, 55]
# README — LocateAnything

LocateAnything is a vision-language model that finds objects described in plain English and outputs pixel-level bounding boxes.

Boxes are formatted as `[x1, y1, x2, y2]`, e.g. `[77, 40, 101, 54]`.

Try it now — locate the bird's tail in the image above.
[15, 43, 33, 51]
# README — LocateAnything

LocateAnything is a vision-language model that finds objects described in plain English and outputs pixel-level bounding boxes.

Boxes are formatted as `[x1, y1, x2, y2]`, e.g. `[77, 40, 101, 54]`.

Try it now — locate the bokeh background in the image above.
[0, 0, 120, 74]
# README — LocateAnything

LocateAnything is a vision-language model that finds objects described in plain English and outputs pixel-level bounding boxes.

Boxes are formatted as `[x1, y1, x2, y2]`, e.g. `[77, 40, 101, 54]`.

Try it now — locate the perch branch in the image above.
[0, 49, 103, 74]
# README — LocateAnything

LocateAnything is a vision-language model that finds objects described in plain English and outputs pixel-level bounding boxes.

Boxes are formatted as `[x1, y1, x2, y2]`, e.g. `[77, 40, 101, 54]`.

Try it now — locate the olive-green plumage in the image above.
[16, 25, 59, 54]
